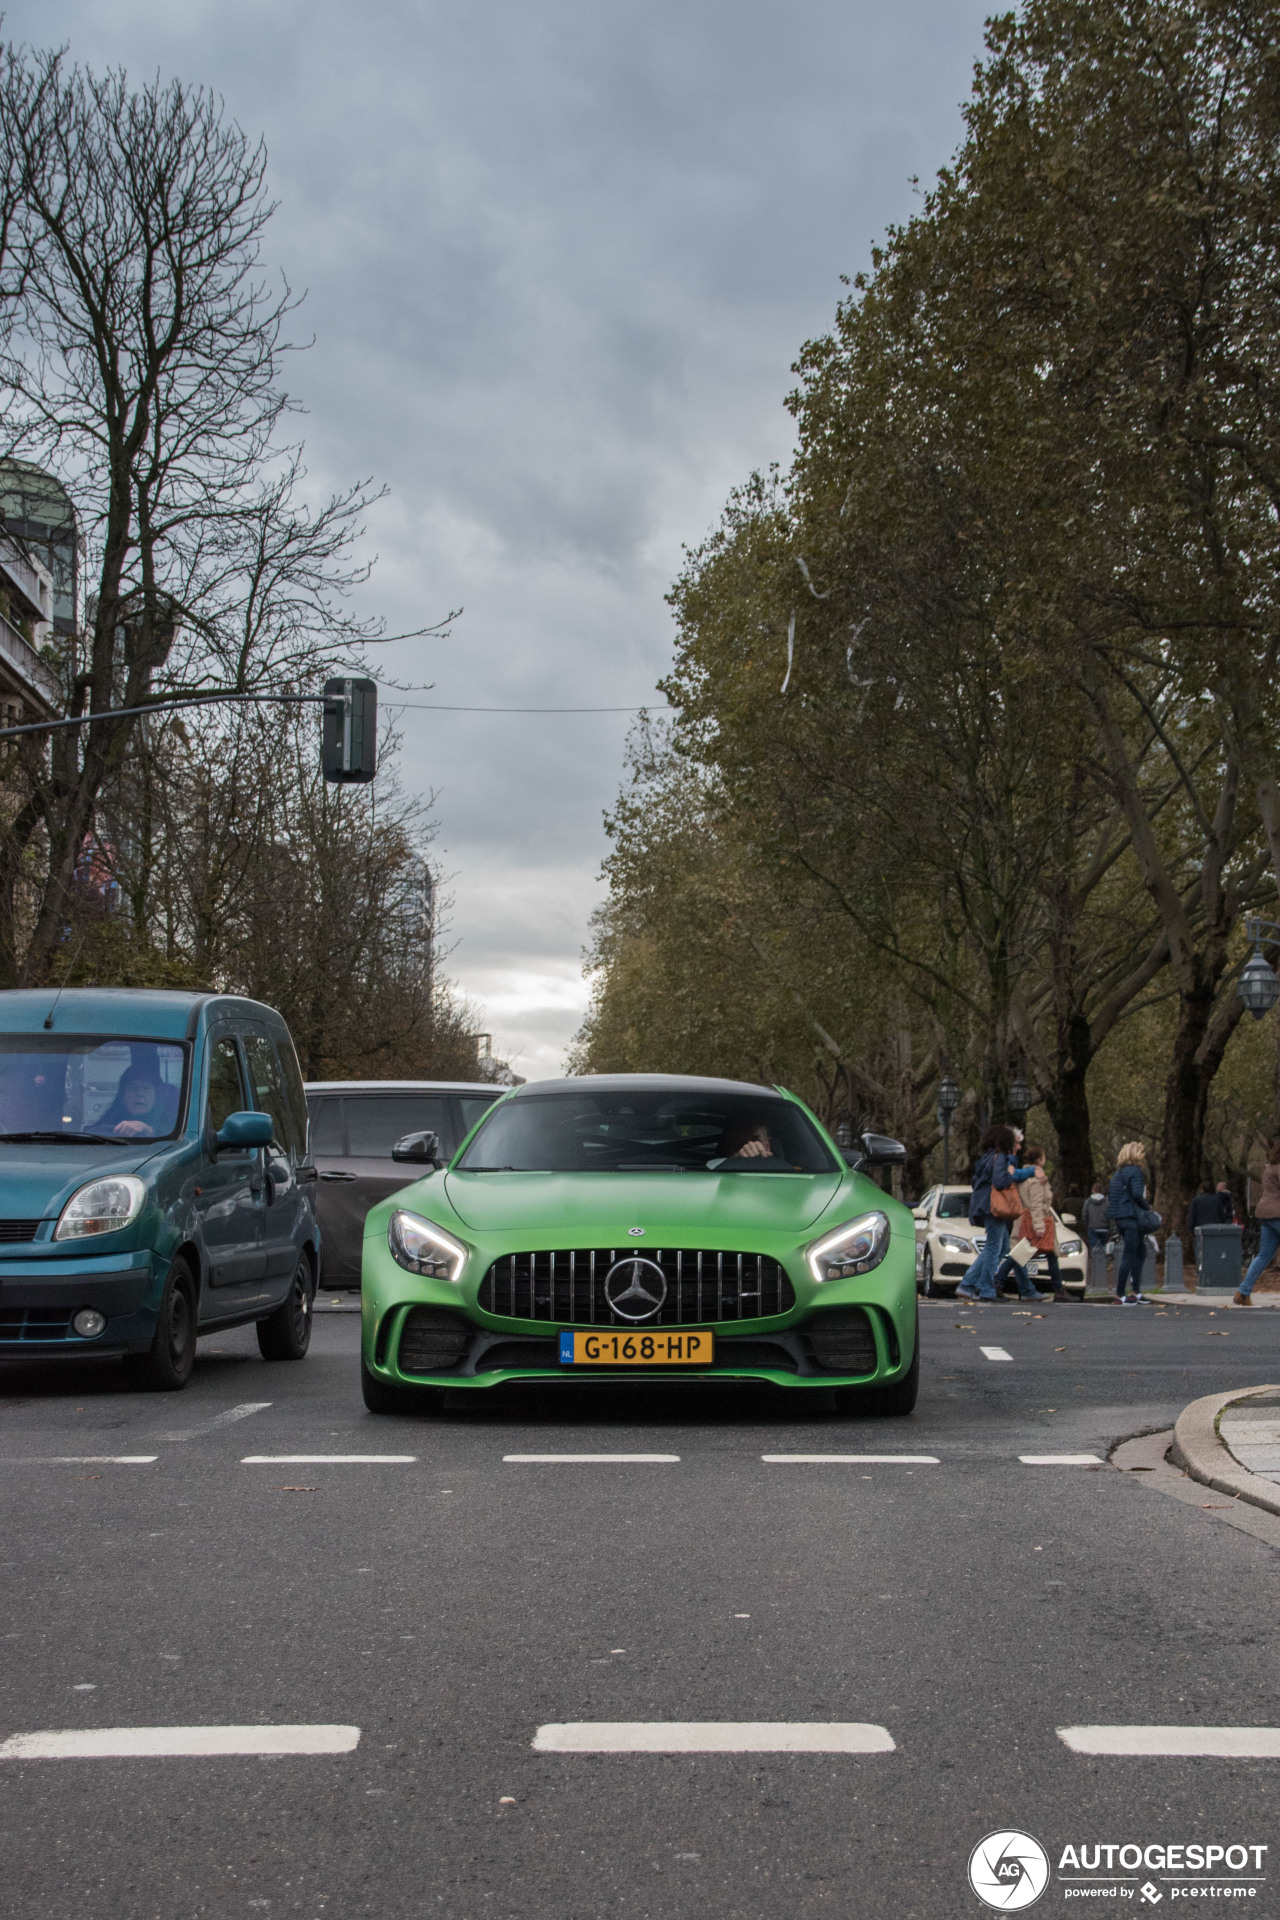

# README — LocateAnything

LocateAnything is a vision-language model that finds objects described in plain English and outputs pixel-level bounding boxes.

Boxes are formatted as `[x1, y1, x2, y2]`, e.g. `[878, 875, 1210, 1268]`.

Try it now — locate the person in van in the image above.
[97, 1066, 178, 1138]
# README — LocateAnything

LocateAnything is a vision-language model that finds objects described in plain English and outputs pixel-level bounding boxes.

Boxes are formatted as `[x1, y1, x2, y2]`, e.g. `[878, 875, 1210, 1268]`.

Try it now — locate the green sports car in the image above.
[359, 1074, 919, 1415]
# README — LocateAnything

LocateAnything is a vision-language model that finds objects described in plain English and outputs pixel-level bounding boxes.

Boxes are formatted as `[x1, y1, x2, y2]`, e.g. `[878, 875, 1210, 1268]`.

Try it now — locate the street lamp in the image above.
[1238, 917, 1280, 1020]
[1009, 1071, 1032, 1117]
[937, 1071, 961, 1184]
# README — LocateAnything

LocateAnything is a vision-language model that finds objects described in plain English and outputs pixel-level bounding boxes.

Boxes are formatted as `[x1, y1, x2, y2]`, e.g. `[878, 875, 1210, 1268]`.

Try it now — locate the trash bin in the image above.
[1194, 1222, 1243, 1290]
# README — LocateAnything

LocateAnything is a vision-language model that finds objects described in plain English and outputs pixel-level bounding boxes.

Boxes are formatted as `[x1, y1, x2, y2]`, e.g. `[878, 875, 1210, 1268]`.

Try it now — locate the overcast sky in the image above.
[14, 0, 991, 1075]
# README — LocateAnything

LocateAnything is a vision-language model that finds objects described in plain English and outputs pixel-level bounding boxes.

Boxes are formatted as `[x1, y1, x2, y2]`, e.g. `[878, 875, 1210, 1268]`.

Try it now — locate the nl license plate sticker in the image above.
[559, 1329, 714, 1366]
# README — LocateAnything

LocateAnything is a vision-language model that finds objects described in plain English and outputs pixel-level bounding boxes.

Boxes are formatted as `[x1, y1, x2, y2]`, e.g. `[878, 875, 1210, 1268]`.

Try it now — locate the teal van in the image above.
[0, 989, 320, 1389]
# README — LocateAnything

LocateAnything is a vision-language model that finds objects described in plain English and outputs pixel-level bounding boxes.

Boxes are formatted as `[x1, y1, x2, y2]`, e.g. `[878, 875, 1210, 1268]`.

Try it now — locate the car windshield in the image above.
[456, 1089, 838, 1174]
[0, 1035, 187, 1141]
[937, 1190, 972, 1217]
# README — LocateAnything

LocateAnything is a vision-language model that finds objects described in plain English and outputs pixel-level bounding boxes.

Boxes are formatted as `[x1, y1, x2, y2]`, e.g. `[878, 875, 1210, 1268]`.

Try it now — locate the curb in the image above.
[1169, 1385, 1280, 1518]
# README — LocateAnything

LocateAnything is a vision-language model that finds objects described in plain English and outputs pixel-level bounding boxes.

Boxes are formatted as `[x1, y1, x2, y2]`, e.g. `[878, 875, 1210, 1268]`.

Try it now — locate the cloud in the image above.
[14, 0, 991, 1071]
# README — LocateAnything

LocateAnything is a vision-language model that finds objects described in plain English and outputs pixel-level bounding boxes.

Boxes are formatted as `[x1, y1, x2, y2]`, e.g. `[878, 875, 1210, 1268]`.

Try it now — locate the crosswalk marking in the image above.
[1020, 1454, 1103, 1466]
[980, 1346, 1013, 1361]
[503, 1454, 680, 1464]
[761, 1455, 940, 1465]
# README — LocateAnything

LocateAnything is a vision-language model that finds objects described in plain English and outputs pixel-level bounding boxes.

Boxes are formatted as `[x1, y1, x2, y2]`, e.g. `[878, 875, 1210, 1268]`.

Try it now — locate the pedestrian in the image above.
[1009, 1145, 1073, 1301]
[1082, 1183, 1110, 1250]
[1215, 1180, 1239, 1225]
[959, 1124, 1036, 1303]
[1235, 1140, 1280, 1307]
[1107, 1141, 1157, 1303]
[1187, 1180, 1220, 1238]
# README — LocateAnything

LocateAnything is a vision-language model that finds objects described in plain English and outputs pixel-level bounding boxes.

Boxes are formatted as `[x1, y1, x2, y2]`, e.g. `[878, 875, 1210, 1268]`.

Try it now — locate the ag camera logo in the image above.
[968, 1830, 1050, 1910]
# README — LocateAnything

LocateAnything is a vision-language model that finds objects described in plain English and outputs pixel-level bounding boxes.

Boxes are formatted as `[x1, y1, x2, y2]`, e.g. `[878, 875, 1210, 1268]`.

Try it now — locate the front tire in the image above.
[360, 1354, 444, 1416]
[834, 1306, 920, 1417]
[922, 1248, 935, 1296]
[124, 1257, 197, 1391]
[257, 1255, 315, 1361]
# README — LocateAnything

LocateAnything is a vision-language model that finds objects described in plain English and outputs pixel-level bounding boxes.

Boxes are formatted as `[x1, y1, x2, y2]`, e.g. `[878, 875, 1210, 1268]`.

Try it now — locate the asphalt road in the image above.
[2, 1295, 1279, 1920]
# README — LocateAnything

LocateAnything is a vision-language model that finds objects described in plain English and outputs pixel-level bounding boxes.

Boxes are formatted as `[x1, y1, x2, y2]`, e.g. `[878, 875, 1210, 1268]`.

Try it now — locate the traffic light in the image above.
[322, 677, 377, 783]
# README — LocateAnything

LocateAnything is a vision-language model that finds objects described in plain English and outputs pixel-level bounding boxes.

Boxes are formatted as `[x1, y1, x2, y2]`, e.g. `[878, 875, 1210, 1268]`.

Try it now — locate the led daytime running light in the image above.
[806, 1210, 891, 1284]
[387, 1210, 469, 1282]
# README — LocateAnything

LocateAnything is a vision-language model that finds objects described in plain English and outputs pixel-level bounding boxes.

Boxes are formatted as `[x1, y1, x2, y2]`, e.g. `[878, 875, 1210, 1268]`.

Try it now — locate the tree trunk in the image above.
[1043, 1007, 1094, 1197]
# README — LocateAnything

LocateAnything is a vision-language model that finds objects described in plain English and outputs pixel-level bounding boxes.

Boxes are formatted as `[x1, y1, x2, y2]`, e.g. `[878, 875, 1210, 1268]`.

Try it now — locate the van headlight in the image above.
[806, 1211, 892, 1283]
[387, 1211, 469, 1282]
[54, 1175, 146, 1240]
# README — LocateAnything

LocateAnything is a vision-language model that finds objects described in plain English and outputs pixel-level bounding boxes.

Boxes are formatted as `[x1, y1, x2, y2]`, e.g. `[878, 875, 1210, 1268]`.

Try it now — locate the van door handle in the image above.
[319, 1171, 357, 1181]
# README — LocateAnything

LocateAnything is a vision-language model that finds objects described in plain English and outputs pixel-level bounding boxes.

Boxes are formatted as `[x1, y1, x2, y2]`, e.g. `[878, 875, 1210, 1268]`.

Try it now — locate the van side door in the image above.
[242, 1024, 304, 1294]
[199, 1030, 267, 1305]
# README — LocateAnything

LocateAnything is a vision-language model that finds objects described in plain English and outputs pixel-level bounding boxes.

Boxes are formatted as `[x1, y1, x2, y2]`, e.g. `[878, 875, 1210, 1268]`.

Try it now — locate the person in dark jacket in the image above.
[959, 1123, 1036, 1303]
[1108, 1141, 1153, 1303]
[1187, 1181, 1221, 1238]
[1082, 1186, 1110, 1249]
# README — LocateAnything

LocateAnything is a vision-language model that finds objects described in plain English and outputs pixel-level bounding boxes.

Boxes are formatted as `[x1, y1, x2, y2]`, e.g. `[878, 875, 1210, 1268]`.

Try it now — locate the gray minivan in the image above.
[304, 1080, 503, 1287]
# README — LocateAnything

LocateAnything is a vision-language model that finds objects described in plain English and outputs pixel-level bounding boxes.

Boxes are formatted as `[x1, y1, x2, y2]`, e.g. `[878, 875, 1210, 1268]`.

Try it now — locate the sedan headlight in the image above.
[806, 1211, 891, 1283]
[1059, 1239, 1083, 1256]
[54, 1175, 146, 1241]
[938, 1232, 975, 1253]
[387, 1210, 469, 1282]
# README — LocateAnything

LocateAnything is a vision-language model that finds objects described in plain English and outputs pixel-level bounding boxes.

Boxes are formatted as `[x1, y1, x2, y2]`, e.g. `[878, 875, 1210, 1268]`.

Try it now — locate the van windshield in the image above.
[0, 1035, 188, 1142]
[456, 1089, 838, 1174]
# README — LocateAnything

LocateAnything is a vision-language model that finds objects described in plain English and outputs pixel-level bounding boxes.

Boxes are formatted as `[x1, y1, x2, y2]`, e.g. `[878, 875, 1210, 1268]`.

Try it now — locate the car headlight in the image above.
[1059, 1239, 1083, 1256]
[387, 1210, 469, 1282]
[938, 1232, 975, 1253]
[806, 1211, 892, 1283]
[54, 1175, 146, 1240]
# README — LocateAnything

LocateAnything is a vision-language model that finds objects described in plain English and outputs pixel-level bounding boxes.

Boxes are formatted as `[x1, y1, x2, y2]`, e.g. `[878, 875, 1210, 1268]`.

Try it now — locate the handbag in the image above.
[989, 1174, 1023, 1219]
[1138, 1206, 1161, 1233]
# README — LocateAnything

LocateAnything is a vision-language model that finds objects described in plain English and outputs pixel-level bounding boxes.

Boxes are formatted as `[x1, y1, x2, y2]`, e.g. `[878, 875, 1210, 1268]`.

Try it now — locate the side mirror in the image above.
[840, 1146, 865, 1170]
[215, 1110, 274, 1152]
[1060, 1212, 1077, 1227]
[861, 1131, 907, 1166]
[392, 1130, 442, 1167]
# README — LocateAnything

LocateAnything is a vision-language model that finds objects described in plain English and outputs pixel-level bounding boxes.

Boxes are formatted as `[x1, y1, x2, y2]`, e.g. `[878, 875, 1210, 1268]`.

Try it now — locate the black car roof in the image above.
[509, 1073, 783, 1099]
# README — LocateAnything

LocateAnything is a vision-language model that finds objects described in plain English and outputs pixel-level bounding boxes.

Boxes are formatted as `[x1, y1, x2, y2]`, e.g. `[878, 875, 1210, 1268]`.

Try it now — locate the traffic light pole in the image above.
[0, 677, 378, 784]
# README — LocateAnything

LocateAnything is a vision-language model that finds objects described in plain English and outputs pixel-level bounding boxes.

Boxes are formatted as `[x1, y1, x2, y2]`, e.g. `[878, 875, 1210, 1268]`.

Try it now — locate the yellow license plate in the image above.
[560, 1329, 714, 1366]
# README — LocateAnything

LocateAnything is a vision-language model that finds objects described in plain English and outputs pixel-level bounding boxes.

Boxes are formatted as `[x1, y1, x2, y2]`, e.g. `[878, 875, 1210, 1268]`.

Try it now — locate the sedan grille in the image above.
[0, 1220, 41, 1243]
[478, 1248, 795, 1325]
[0, 1306, 76, 1344]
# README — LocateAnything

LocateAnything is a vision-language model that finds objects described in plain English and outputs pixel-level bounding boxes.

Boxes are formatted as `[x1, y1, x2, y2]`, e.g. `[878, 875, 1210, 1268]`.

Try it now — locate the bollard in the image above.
[1088, 1243, 1109, 1294]
[1142, 1235, 1158, 1291]
[1162, 1233, 1186, 1292]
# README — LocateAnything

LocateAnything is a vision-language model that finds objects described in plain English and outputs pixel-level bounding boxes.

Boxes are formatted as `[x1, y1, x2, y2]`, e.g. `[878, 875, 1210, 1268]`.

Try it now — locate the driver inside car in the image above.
[720, 1117, 775, 1160]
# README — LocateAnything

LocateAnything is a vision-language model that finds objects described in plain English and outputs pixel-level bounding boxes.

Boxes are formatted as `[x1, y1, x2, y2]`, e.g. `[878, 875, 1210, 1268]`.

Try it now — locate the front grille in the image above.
[397, 1307, 471, 1374]
[0, 1306, 75, 1344]
[0, 1219, 41, 1244]
[478, 1248, 795, 1325]
[802, 1307, 878, 1375]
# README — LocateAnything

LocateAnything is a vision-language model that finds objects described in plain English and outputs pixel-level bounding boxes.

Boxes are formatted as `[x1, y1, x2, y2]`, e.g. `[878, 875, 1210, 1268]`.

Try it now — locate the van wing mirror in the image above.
[392, 1129, 442, 1166]
[860, 1131, 907, 1166]
[215, 1110, 275, 1152]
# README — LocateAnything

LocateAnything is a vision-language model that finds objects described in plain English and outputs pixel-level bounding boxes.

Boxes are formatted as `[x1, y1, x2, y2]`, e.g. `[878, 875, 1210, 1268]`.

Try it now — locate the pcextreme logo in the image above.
[969, 1831, 1052, 1910]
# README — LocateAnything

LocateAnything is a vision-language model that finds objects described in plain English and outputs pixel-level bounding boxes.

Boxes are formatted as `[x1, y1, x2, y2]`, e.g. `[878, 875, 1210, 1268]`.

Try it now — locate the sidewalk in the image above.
[1152, 1288, 1280, 1308]
[1219, 1389, 1280, 1485]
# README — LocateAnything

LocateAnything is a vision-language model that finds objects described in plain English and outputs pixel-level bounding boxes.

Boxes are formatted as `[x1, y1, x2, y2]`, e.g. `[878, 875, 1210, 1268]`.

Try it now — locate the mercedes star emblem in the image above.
[604, 1256, 668, 1322]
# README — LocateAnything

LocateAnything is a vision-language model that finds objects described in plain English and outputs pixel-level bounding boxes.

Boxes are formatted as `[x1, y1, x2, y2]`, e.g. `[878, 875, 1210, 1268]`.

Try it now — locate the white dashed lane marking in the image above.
[240, 1455, 416, 1465]
[0, 1725, 361, 1759]
[532, 1722, 896, 1753]
[2, 1456, 158, 1465]
[162, 1401, 272, 1441]
[503, 1454, 680, 1465]
[1020, 1454, 1103, 1466]
[1058, 1726, 1280, 1758]
[980, 1346, 1014, 1361]
[761, 1455, 940, 1465]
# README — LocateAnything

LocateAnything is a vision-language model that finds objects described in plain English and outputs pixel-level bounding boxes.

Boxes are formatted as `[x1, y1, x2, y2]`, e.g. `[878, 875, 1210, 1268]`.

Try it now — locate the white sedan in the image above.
[911, 1184, 1086, 1297]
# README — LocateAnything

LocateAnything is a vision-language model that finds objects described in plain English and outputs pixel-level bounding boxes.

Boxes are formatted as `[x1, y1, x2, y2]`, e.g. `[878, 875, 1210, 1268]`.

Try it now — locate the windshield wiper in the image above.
[0, 1130, 124, 1145]
[464, 1164, 523, 1172]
